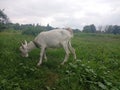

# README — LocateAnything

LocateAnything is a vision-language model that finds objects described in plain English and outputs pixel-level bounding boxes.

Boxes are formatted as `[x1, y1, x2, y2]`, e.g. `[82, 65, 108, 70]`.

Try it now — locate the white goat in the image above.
[20, 28, 76, 66]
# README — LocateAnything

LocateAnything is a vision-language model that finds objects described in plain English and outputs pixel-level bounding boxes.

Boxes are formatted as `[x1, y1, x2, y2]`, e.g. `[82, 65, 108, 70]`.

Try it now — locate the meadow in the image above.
[0, 30, 120, 90]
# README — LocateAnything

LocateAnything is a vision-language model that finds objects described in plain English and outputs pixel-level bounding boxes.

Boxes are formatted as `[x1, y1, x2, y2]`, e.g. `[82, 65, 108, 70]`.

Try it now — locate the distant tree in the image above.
[112, 25, 120, 34]
[90, 24, 96, 33]
[104, 25, 109, 33]
[83, 25, 90, 33]
[96, 25, 103, 33]
[98, 25, 102, 31]
[12, 23, 21, 30]
[46, 24, 53, 30]
[0, 9, 10, 31]
[73, 29, 81, 33]
[0, 9, 10, 23]
[104, 25, 120, 34]
[83, 24, 96, 33]
[106, 25, 113, 33]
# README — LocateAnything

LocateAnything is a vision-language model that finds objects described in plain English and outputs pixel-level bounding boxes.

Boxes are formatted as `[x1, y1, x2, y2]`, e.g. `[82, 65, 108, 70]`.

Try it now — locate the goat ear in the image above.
[24, 40, 27, 46]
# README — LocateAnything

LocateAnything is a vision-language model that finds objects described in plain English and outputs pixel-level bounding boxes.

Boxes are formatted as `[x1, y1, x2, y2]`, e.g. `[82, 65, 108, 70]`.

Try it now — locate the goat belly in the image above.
[46, 41, 62, 48]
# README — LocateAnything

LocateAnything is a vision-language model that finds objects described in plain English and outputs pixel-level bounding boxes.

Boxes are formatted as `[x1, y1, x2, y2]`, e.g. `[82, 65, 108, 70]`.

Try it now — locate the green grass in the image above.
[0, 31, 120, 90]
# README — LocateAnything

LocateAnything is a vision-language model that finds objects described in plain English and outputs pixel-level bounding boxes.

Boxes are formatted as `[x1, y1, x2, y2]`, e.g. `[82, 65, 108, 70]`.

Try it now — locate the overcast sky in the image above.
[0, 0, 120, 29]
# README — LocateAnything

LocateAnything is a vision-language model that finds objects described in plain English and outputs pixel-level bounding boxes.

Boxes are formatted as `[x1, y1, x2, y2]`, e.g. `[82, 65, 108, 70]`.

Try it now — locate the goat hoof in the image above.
[37, 64, 41, 67]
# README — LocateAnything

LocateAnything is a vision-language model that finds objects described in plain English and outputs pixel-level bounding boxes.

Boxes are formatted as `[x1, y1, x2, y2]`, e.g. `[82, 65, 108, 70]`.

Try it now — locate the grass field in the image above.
[0, 30, 120, 90]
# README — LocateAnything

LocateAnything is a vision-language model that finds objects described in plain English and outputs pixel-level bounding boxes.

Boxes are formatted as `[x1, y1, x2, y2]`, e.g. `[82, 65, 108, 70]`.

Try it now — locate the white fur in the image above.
[20, 29, 76, 66]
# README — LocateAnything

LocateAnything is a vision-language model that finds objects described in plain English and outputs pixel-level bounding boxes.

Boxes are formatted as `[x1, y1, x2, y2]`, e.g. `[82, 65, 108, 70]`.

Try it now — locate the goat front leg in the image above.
[37, 47, 45, 66]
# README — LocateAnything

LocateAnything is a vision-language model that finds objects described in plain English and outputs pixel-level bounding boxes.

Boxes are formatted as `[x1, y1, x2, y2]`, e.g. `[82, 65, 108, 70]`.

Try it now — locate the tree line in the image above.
[83, 24, 120, 34]
[0, 9, 120, 35]
[8, 23, 53, 36]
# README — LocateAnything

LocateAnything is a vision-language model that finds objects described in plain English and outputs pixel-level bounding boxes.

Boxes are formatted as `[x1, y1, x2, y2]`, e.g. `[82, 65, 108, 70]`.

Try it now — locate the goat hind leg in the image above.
[61, 42, 70, 65]
[68, 41, 76, 60]
[44, 50, 47, 62]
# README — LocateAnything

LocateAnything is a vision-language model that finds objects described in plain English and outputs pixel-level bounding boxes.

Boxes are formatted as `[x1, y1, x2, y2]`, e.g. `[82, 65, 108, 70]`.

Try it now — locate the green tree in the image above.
[46, 24, 53, 30]
[0, 9, 10, 32]
[112, 25, 120, 34]
[90, 24, 96, 33]
[105, 25, 113, 33]
[105, 25, 120, 34]
[83, 24, 96, 33]
[83, 25, 90, 33]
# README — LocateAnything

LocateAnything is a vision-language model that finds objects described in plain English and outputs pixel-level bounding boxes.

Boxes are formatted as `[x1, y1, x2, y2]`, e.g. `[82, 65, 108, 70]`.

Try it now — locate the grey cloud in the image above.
[0, 0, 120, 29]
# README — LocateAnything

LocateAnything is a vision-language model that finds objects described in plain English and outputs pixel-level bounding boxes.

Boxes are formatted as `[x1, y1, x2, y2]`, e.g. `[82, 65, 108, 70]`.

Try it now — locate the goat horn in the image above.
[24, 40, 27, 46]
[21, 42, 25, 48]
